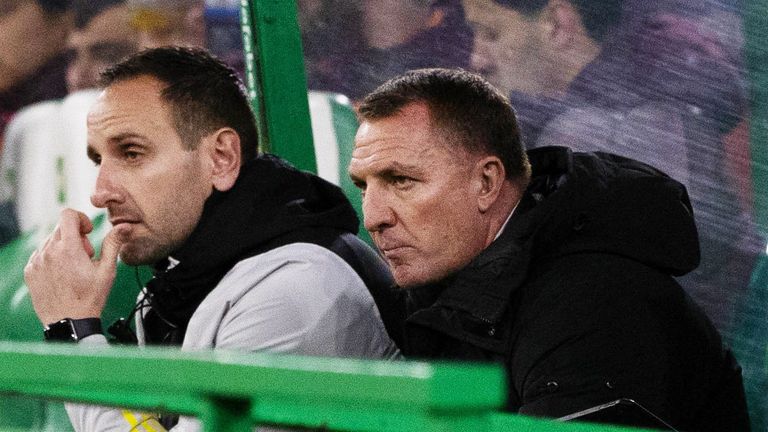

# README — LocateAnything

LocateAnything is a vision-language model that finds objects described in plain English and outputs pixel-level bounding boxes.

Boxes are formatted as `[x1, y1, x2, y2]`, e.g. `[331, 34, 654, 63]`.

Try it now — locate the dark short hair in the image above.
[358, 68, 531, 184]
[37, 0, 72, 14]
[493, 0, 623, 41]
[100, 46, 258, 161]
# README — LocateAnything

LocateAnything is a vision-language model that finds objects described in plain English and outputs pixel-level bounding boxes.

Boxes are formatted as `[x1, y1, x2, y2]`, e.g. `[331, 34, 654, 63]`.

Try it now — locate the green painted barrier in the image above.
[0, 342, 657, 432]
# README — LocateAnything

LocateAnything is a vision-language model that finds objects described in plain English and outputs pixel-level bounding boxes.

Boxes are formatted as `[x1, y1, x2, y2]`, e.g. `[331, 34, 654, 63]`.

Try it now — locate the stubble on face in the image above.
[87, 76, 212, 267]
[351, 103, 491, 289]
[114, 156, 207, 266]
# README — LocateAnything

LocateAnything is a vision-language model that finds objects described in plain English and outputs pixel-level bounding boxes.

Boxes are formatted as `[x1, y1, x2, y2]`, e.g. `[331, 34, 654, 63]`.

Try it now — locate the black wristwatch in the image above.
[43, 318, 103, 342]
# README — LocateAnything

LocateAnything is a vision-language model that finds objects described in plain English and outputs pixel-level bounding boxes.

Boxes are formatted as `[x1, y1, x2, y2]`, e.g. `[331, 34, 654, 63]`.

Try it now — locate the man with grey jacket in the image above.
[24, 46, 399, 431]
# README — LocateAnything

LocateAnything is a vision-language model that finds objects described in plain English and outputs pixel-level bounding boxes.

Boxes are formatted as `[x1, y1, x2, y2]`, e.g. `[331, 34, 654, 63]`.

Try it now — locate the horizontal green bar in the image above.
[0, 342, 660, 431]
[6, 386, 208, 417]
[0, 342, 504, 417]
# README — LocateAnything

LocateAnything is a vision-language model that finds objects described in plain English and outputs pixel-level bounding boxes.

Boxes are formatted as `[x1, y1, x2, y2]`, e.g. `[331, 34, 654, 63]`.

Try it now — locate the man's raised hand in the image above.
[24, 209, 125, 325]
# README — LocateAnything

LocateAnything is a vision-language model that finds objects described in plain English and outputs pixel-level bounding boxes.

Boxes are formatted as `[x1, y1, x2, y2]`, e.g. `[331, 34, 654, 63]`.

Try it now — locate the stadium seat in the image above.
[307, 91, 371, 244]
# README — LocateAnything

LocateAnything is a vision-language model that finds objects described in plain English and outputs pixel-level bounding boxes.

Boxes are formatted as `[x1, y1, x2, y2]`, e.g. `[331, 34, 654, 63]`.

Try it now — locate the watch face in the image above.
[44, 320, 76, 342]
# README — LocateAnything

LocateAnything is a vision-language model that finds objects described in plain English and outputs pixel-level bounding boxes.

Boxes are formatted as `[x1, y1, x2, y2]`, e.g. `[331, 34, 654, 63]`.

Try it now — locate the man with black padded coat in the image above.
[349, 68, 750, 431]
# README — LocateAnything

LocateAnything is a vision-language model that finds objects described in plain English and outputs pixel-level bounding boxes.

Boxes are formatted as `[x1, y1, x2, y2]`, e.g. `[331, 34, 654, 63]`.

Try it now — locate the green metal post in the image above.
[239, 0, 317, 173]
[199, 398, 252, 432]
[741, 3, 768, 431]
[747, 0, 768, 234]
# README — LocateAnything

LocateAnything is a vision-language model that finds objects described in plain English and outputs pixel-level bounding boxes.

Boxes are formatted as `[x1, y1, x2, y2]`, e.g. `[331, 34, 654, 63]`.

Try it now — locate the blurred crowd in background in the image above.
[0, 0, 765, 430]
[0, 0, 204, 144]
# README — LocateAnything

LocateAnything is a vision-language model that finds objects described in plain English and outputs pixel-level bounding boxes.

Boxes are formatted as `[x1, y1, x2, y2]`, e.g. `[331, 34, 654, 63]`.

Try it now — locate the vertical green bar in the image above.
[239, 0, 317, 173]
[200, 398, 252, 432]
[746, 0, 768, 233]
[741, 4, 768, 431]
[239, 0, 265, 150]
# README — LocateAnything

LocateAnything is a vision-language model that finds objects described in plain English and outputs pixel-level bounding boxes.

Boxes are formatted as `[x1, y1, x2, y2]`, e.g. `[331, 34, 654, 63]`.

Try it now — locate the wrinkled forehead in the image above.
[90, 76, 166, 114]
[352, 110, 474, 177]
[356, 103, 438, 144]
[86, 76, 177, 144]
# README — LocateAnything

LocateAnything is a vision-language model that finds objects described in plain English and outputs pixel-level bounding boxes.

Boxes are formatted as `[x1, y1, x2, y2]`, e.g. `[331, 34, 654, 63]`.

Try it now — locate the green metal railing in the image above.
[0, 1, 763, 431]
[0, 342, 654, 432]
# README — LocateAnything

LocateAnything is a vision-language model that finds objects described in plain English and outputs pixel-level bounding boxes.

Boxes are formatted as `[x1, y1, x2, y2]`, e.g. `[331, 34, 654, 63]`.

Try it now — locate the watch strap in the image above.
[44, 318, 103, 342]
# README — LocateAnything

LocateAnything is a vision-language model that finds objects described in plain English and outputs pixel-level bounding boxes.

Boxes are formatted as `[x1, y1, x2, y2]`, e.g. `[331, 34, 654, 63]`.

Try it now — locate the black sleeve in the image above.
[513, 255, 684, 428]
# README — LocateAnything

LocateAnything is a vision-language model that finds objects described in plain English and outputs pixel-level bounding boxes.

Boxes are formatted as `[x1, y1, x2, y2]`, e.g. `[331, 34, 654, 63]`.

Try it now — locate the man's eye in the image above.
[353, 181, 367, 196]
[392, 176, 414, 188]
[120, 145, 143, 161]
[91, 155, 102, 166]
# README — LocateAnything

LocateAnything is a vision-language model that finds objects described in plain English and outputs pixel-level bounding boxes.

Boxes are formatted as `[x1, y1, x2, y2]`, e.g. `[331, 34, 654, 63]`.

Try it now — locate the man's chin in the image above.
[118, 242, 164, 267]
[392, 268, 431, 289]
[118, 251, 150, 267]
[392, 262, 458, 290]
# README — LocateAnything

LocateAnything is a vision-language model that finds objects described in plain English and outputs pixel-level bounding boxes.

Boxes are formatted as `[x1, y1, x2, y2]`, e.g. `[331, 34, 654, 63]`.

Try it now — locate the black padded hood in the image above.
[520, 146, 700, 276]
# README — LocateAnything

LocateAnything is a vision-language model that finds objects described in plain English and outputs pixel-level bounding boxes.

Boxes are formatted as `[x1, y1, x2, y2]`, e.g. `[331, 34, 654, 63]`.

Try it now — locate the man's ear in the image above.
[475, 156, 506, 213]
[207, 128, 241, 192]
[542, 0, 582, 49]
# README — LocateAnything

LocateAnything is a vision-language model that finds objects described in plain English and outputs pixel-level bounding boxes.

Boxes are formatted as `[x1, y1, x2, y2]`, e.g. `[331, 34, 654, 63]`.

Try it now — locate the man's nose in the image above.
[90, 164, 123, 208]
[470, 39, 493, 74]
[362, 185, 396, 233]
[66, 55, 90, 93]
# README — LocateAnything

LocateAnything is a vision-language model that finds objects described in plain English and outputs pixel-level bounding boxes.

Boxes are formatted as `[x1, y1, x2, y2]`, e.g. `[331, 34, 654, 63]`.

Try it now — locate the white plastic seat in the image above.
[1, 89, 101, 235]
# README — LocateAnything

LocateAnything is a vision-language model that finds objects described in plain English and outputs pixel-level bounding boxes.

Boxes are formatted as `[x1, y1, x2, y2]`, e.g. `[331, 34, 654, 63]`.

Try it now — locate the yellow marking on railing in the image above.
[121, 410, 167, 432]
[137, 415, 165, 432]
[121, 410, 140, 429]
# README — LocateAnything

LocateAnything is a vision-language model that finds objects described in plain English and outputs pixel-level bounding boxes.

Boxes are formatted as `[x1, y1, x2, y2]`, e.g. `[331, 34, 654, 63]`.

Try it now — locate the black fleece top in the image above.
[143, 155, 360, 344]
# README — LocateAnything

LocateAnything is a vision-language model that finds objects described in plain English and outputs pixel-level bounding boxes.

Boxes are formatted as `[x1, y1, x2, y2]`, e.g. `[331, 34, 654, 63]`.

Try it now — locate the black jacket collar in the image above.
[404, 192, 539, 355]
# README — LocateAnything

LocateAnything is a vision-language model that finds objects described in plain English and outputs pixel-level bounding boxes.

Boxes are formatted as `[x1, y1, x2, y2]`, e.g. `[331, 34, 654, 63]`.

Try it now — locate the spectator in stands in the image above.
[299, 0, 363, 94]
[0, 0, 138, 245]
[300, 0, 473, 100]
[24, 46, 399, 431]
[463, 0, 760, 333]
[0, 0, 74, 246]
[349, 68, 750, 431]
[0, 0, 73, 137]
[352, 0, 473, 98]
[65, 0, 139, 93]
